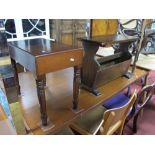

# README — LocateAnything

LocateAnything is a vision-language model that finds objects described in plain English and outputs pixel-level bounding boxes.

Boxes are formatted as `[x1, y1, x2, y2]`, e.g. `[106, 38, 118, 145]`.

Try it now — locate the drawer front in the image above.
[36, 49, 83, 75]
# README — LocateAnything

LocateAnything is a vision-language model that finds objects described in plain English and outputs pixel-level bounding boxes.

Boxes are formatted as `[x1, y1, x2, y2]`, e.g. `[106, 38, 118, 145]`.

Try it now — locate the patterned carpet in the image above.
[124, 70, 155, 135]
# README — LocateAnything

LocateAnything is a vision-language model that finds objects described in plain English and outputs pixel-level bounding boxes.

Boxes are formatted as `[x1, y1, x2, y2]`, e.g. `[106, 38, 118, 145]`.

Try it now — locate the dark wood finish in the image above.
[36, 75, 47, 125]
[83, 34, 138, 44]
[127, 82, 155, 133]
[80, 34, 139, 95]
[17, 67, 148, 134]
[8, 38, 83, 126]
[50, 19, 87, 47]
[73, 66, 81, 109]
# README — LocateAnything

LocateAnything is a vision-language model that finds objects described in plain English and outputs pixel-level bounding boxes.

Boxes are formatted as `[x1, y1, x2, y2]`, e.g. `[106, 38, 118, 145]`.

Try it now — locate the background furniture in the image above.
[118, 19, 143, 37]
[117, 19, 143, 54]
[90, 19, 118, 37]
[9, 38, 83, 126]
[49, 19, 118, 47]
[49, 19, 87, 47]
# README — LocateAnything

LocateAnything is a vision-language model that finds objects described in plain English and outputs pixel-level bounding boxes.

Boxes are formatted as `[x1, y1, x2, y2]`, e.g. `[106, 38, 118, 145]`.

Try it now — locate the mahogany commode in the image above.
[8, 38, 83, 126]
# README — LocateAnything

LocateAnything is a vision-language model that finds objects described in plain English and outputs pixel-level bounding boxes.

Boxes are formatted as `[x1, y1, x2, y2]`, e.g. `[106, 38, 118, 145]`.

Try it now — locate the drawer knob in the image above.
[70, 58, 75, 62]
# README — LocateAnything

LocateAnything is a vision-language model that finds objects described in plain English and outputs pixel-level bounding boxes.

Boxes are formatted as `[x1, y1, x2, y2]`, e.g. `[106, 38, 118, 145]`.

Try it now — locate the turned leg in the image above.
[36, 75, 47, 126]
[73, 66, 81, 110]
[11, 58, 21, 95]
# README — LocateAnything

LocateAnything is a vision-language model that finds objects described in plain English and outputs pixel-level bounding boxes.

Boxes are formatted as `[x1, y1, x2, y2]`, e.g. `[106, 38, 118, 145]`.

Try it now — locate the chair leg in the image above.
[133, 113, 140, 133]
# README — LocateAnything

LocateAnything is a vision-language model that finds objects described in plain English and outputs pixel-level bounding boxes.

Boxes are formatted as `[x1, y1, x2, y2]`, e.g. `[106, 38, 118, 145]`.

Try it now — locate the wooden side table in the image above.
[8, 38, 83, 126]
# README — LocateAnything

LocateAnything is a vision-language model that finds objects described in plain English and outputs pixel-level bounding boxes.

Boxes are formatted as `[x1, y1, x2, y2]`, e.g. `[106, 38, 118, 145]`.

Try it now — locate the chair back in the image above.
[118, 19, 143, 37]
[134, 83, 155, 109]
[100, 91, 137, 135]
[125, 83, 155, 133]
[119, 19, 137, 29]
[128, 83, 155, 120]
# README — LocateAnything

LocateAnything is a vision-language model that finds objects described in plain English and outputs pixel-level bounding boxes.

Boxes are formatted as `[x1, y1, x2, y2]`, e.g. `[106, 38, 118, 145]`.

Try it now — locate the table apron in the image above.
[36, 50, 83, 75]
[9, 45, 36, 74]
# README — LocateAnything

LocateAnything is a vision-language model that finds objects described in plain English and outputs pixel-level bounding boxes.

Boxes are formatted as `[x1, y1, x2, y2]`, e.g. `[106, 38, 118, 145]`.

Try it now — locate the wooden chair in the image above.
[69, 91, 137, 135]
[117, 19, 143, 54]
[127, 83, 155, 132]
[118, 19, 143, 37]
[103, 83, 155, 133]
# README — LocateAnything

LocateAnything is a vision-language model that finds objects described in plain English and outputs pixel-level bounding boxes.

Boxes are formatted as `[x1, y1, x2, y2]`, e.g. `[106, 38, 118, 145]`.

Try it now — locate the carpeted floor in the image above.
[124, 70, 155, 135]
